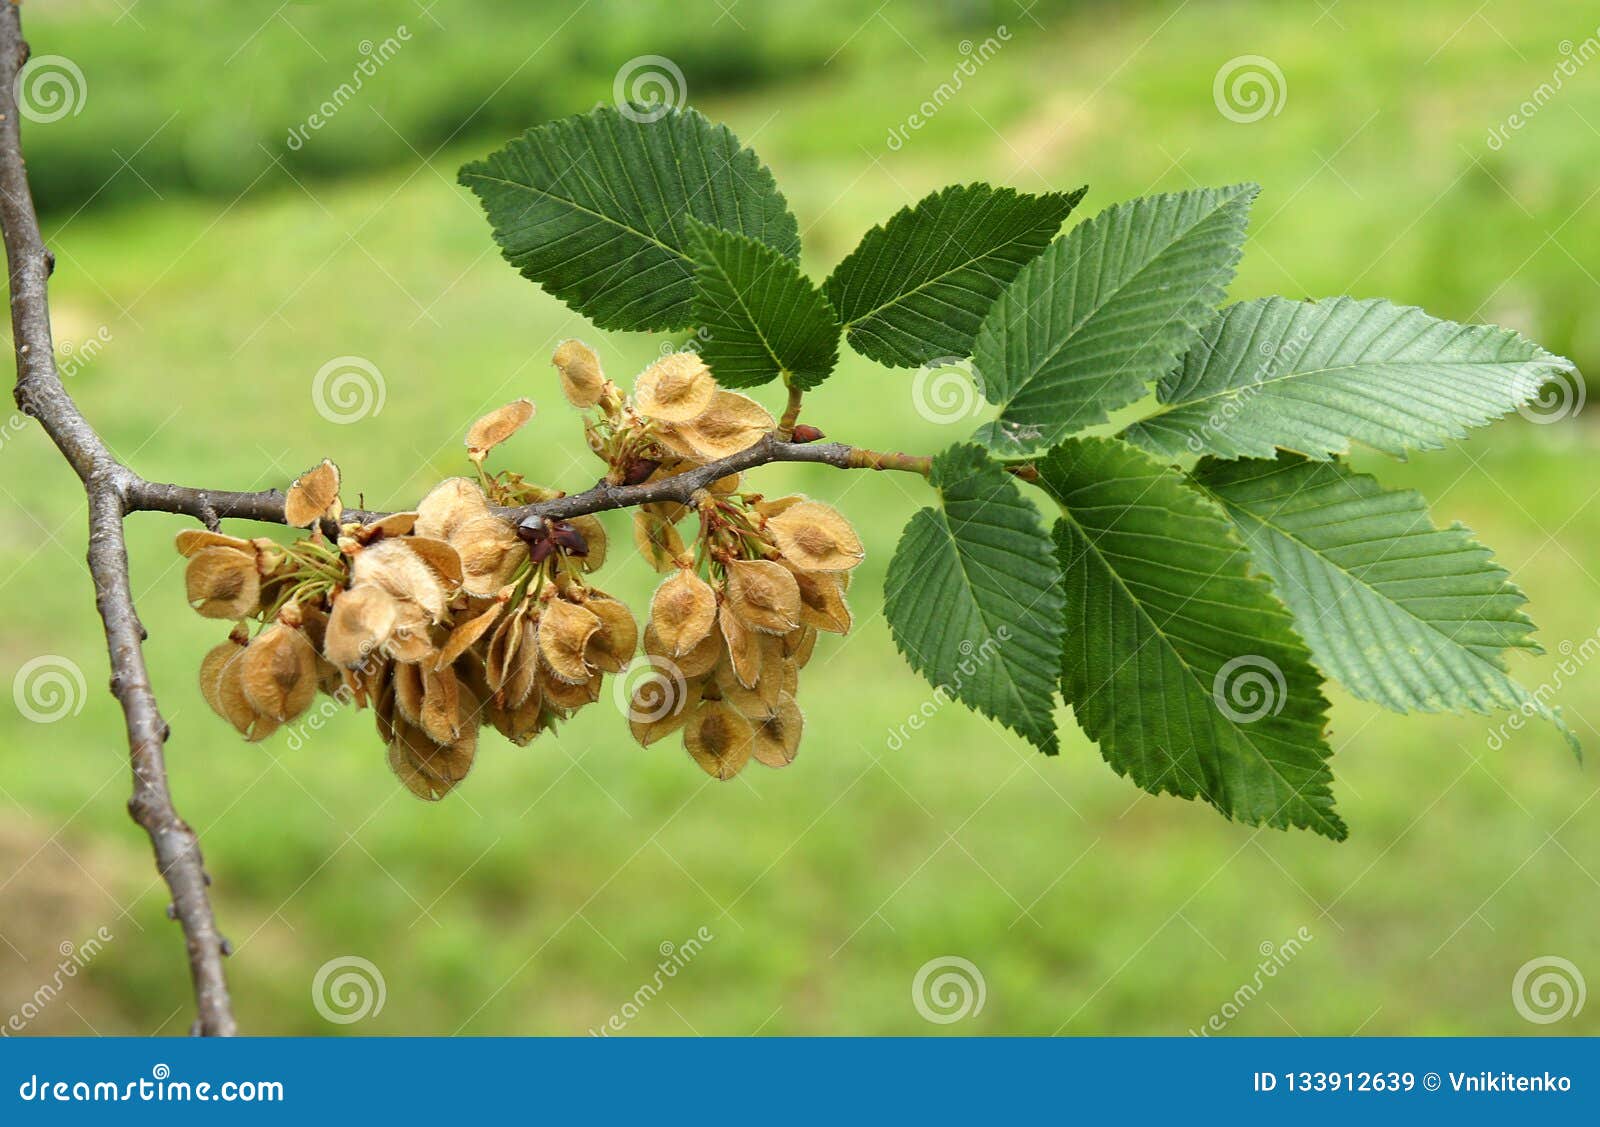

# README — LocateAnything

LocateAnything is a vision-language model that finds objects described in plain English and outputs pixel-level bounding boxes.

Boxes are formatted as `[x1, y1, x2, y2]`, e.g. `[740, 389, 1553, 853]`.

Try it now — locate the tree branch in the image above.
[0, 2, 236, 1036]
[0, 2, 940, 1038]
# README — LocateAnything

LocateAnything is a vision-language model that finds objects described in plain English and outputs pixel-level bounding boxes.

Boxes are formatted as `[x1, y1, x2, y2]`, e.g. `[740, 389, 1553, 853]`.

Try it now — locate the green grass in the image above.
[1, 0, 1597, 1036]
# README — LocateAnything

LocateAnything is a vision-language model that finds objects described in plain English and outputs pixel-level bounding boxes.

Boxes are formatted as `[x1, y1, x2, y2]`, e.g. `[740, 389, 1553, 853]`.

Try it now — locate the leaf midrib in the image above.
[1055, 500, 1339, 835]
[463, 171, 681, 261]
[1191, 477, 1519, 690]
[1139, 352, 1555, 424]
[1007, 191, 1243, 397]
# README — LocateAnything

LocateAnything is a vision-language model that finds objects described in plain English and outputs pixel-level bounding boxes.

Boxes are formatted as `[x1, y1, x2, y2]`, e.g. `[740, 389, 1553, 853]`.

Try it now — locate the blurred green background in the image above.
[2, 0, 1597, 1036]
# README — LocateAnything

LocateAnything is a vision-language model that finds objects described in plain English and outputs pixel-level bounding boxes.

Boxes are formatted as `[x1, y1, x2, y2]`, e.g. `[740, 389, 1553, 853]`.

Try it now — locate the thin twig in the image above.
[0, 3, 236, 1036]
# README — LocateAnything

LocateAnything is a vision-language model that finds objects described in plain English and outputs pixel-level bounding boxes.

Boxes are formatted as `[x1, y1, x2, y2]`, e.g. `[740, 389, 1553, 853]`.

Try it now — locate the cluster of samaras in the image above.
[176, 343, 863, 799]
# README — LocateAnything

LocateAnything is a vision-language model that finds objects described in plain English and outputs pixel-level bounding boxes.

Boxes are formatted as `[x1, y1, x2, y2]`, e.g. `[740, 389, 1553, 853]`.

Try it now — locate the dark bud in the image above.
[620, 456, 661, 486]
[516, 517, 547, 546]
[790, 424, 824, 443]
[548, 521, 589, 556]
[527, 536, 556, 566]
[519, 518, 589, 559]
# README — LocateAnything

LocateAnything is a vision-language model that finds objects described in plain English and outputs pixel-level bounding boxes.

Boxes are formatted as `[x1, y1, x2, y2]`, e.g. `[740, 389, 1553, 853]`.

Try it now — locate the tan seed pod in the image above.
[484, 609, 525, 695]
[642, 623, 721, 679]
[489, 690, 547, 747]
[239, 624, 318, 723]
[500, 622, 542, 710]
[389, 714, 473, 794]
[650, 569, 717, 656]
[358, 511, 419, 541]
[788, 626, 818, 669]
[352, 539, 448, 621]
[454, 648, 493, 703]
[540, 666, 601, 711]
[373, 666, 399, 745]
[684, 700, 754, 781]
[713, 660, 780, 719]
[392, 660, 425, 726]
[324, 585, 398, 667]
[453, 515, 527, 597]
[719, 602, 762, 689]
[420, 665, 462, 745]
[466, 398, 535, 461]
[627, 665, 702, 747]
[211, 643, 278, 741]
[725, 559, 801, 635]
[753, 494, 804, 518]
[199, 641, 242, 722]
[751, 693, 804, 768]
[175, 529, 253, 558]
[553, 338, 606, 408]
[583, 596, 638, 674]
[404, 536, 465, 592]
[388, 739, 444, 801]
[789, 567, 852, 634]
[284, 459, 341, 528]
[633, 351, 715, 422]
[436, 601, 502, 670]
[538, 598, 603, 685]
[415, 477, 491, 541]
[632, 509, 685, 573]
[676, 390, 774, 460]
[343, 653, 391, 709]
[185, 547, 260, 620]
[386, 601, 440, 665]
[566, 514, 608, 573]
[766, 501, 865, 572]
[651, 423, 700, 461]
[708, 472, 742, 495]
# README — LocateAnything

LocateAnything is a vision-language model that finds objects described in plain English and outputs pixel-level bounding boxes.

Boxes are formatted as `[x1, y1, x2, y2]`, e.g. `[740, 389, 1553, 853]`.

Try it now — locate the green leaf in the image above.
[823, 183, 1085, 369]
[971, 184, 1257, 456]
[1038, 436, 1345, 839]
[686, 220, 841, 390]
[1191, 454, 1579, 754]
[1121, 297, 1574, 460]
[883, 444, 1064, 754]
[459, 105, 799, 332]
